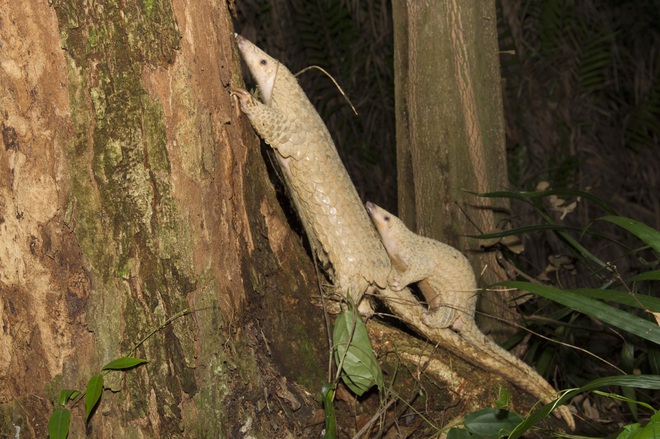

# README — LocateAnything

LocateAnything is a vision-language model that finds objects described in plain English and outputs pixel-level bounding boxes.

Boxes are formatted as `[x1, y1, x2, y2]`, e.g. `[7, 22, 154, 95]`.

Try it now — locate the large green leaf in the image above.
[447, 428, 472, 439]
[47, 408, 70, 439]
[85, 374, 104, 421]
[615, 410, 660, 439]
[463, 408, 524, 438]
[503, 281, 660, 344]
[333, 310, 382, 396]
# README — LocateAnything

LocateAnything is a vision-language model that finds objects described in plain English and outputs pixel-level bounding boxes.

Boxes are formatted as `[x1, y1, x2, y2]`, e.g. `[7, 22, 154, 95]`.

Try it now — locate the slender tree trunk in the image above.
[0, 1, 326, 437]
[392, 0, 518, 339]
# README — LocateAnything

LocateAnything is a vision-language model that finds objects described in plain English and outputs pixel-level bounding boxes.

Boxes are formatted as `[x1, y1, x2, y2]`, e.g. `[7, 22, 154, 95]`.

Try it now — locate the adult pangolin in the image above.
[232, 34, 390, 306]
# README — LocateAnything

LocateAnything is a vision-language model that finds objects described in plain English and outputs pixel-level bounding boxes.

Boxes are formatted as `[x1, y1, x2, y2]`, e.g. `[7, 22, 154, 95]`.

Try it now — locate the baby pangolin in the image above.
[366, 201, 575, 430]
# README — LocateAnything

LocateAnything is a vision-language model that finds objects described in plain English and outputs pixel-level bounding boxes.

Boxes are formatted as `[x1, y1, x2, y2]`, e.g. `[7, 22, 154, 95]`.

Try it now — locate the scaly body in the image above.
[233, 35, 390, 303]
[366, 202, 575, 430]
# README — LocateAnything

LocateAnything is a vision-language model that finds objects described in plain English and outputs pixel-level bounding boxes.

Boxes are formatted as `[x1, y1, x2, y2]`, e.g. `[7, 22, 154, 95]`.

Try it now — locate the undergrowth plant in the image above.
[442, 188, 660, 437]
[322, 303, 383, 439]
[321, 187, 659, 438]
[47, 308, 190, 439]
[48, 357, 148, 439]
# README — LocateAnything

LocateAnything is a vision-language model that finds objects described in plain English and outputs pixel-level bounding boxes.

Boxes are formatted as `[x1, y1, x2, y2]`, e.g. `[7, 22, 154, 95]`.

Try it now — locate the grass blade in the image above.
[572, 288, 660, 311]
[509, 375, 660, 438]
[629, 270, 660, 282]
[599, 216, 660, 252]
[468, 189, 618, 214]
[502, 281, 660, 344]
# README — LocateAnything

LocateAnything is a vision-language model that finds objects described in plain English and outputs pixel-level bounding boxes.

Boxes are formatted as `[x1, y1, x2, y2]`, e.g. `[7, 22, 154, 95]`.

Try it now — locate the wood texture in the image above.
[0, 2, 326, 436]
[392, 0, 518, 340]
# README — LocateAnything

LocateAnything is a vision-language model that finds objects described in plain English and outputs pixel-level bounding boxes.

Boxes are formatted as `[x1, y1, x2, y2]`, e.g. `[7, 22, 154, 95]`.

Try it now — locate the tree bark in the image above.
[0, 1, 327, 437]
[392, 0, 518, 339]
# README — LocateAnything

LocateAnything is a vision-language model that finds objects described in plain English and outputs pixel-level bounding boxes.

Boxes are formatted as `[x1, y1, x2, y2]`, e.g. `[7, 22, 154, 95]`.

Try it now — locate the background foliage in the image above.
[498, 0, 659, 280]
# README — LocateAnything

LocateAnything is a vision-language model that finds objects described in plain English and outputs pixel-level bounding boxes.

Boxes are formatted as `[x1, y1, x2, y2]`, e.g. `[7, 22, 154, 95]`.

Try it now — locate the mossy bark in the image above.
[0, 1, 326, 437]
[392, 0, 518, 339]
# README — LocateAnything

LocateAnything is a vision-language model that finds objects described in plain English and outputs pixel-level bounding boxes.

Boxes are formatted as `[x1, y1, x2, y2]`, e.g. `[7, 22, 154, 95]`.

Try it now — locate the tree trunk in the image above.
[392, 0, 518, 339]
[0, 1, 326, 437]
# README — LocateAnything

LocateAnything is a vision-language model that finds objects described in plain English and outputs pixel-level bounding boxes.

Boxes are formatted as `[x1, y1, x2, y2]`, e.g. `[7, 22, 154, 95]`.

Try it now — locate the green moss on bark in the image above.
[51, 0, 205, 434]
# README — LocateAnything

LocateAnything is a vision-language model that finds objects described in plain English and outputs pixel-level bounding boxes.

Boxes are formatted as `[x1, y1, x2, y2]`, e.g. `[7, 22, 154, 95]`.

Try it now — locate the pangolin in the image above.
[231, 34, 574, 430]
[232, 34, 390, 304]
[366, 201, 575, 430]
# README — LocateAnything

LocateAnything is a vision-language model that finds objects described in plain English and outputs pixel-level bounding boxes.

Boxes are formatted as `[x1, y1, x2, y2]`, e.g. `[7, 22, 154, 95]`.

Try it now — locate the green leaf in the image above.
[58, 389, 80, 406]
[572, 288, 660, 312]
[616, 410, 660, 438]
[502, 281, 660, 344]
[591, 390, 656, 413]
[470, 189, 618, 214]
[333, 310, 382, 396]
[447, 427, 473, 439]
[616, 423, 643, 439]
[629, 270, 660, 282]
[600, 216, 660, 253]
[648, 347, 660, 375]
[621, 343, 638, 420]
[101, 357, 148, 371]
[467, 224, 582, 240]
[47, 408, 70, 439]
[85, 374, 104, 421]
[321, 383, 336, 439]
[509, 375, 660, 438]
[468, 223, 617, 244]
[494, 386, 510, 409]
[463, 408, 524, 438]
